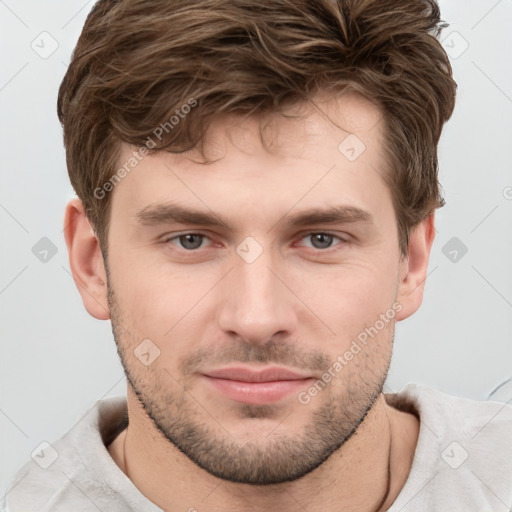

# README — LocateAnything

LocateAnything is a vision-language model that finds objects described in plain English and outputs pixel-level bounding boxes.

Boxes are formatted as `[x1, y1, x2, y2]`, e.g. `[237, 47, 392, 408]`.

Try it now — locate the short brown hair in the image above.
[57, 0, 457, 255]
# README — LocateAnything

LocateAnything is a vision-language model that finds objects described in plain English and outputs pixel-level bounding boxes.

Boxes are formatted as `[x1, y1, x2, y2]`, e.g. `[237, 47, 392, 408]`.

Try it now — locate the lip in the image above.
[201, 366, 315, 405]
[203, 366, 311, 382]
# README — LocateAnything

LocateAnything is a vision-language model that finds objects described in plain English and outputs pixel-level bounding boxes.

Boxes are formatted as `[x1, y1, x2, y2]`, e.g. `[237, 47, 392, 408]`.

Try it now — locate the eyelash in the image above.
[162, 231, 347, 252]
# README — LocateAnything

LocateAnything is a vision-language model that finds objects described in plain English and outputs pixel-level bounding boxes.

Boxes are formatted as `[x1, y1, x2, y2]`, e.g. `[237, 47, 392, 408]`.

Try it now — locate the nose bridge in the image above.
[218, 245, 296, 343]
[239, 255, 277, 310]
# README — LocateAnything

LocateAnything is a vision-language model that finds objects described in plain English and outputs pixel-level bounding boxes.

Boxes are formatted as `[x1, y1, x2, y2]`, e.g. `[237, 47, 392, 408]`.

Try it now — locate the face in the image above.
[105, 92, 405, 485]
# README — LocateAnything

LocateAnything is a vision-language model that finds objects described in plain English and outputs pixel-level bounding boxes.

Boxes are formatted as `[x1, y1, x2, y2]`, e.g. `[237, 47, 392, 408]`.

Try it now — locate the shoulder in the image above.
[386, 383, 512, 511]
[386, 382, 512, 437]
[4, 397, 128, 512]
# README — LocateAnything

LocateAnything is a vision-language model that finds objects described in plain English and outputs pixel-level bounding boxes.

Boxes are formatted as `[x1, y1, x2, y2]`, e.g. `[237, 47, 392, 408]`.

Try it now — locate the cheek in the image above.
[287, 269, 398, 367]
[112, 263, 215, 345]
[296, 259, 399, 323]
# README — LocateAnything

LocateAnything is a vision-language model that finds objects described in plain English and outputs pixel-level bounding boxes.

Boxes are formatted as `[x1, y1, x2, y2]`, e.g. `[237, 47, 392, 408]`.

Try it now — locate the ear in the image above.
[395, 213, 436, 321]
[63, 198, 110, 320]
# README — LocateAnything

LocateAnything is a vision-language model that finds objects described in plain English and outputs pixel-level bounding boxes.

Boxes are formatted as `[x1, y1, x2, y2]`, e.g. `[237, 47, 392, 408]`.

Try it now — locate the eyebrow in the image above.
[135, 203, 372, 231]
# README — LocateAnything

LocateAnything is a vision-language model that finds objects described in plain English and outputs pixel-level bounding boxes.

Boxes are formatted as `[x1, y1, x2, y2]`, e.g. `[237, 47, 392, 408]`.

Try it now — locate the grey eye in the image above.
[177, 234, 205, 250]
[309, 233, 335, 249]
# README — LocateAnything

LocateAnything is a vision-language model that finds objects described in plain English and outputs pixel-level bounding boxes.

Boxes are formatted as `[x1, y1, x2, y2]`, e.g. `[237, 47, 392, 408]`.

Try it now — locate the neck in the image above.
[108, 389, 419, 512]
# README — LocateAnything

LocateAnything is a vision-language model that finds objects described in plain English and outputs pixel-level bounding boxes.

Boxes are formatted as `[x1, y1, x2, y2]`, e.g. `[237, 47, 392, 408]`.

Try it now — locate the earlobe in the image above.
[395, 213, 436, 322]
[63, 198, 110, 320]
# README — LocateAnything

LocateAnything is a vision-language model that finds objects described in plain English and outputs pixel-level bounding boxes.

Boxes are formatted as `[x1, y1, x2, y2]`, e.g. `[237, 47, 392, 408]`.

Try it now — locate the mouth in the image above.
[201, 366, 315, 405]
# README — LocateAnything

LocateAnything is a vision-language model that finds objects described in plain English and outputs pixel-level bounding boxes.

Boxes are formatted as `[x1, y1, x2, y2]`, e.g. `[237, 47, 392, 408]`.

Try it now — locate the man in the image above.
[4, 0, 512, 510]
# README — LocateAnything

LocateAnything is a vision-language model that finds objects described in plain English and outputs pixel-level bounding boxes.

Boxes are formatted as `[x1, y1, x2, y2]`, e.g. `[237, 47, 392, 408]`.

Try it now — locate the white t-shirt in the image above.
[3, 383, 512, 511]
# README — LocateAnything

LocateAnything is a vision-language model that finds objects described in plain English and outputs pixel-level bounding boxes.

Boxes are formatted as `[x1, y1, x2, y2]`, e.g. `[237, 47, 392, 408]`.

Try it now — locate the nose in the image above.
[217, 248, 298, 345]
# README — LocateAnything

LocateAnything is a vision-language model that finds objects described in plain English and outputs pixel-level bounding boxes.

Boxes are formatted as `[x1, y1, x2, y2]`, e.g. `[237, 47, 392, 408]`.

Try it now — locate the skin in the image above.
[64, 91, 434, 511]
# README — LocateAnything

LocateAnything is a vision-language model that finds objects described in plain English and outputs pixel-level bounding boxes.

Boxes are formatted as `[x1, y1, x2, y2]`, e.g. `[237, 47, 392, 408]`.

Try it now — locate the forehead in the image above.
[196, 90, 383, 159]
[110, 91, 390, 225]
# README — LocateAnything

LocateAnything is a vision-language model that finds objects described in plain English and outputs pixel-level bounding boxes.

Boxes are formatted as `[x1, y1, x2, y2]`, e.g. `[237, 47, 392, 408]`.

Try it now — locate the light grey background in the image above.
[1, 0, 511, 500]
